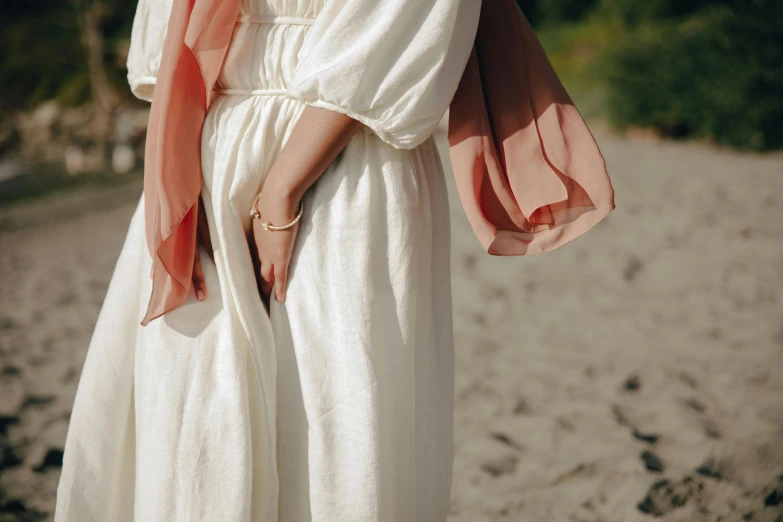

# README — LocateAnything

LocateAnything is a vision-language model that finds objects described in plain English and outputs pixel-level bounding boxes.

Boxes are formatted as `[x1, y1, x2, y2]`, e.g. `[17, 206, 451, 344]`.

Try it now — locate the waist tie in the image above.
[214, 88, 290, 96]
[236, 15, 315, 26]
[216, 15, 315, 97]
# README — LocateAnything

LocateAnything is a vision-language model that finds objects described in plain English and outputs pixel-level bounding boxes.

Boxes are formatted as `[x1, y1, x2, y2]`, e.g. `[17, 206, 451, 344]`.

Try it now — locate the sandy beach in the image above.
[1, 128, 782, 522]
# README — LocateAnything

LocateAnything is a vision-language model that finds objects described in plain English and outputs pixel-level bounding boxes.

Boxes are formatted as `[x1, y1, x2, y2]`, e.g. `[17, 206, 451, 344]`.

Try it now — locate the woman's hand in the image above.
[251, 186, 302, 304]
[246, 104, 362, 307]
[192, 196, 214, 302]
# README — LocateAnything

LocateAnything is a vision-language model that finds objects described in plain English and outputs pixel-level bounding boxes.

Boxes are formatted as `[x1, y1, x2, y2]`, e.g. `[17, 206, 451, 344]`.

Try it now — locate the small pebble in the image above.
[623, 374, 641, 392]
[481, 455, 518, 477]
[33, 447, 64, 473]
[641, 450, 665, 473]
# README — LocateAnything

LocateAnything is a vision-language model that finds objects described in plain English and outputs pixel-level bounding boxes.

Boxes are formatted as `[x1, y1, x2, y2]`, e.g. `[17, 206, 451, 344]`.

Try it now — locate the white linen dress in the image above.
[54, 0, 481, 521]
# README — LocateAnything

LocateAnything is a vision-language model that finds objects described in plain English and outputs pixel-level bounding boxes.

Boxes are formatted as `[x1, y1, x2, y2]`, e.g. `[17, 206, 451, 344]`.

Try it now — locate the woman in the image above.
[56, 0, 479, 520]
[55, 0, 615, 520]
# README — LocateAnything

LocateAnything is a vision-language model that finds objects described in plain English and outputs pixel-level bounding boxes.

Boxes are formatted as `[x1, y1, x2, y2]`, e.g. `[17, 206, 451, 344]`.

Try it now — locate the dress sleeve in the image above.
[286, 0, 482, 150]
[126, 0, 175, 102]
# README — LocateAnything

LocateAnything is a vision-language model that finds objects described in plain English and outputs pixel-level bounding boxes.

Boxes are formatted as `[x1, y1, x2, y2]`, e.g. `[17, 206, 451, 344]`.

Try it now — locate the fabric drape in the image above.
[57, 1, 468, 519]
[140, 0, 240, 325]
[140, 0, 614, 322]
[448, 0, 615, 255]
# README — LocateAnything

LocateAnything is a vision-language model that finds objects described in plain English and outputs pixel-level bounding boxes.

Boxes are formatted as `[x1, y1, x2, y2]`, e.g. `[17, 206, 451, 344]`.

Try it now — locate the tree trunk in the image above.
[73, 0, 120, 170]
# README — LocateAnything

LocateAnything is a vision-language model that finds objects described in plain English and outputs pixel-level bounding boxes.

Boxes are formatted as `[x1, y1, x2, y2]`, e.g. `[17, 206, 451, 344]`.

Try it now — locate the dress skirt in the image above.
[54, 5, 457, 520]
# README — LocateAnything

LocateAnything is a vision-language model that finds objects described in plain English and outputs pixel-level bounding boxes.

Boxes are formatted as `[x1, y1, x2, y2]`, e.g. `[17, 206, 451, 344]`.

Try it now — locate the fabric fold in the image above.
[284, 0, 481, 150]
[447, 0, 615, 256]
[141, 0, 241, 325]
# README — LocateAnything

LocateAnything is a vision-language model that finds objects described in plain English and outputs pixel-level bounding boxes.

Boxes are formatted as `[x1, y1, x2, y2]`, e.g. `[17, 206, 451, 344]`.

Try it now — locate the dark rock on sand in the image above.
[21, 395, 55, 409]
[512, 397, 531, 416]
[480, 455, 518, 477]
[32, 448, 63, 473]
[622, 374, 641, 392]
[632, 429, 660, 445]
[550, 462, 596, 486]
[611, 403, 630, 427]
[623, 256, 644, 282]
[703, 419, 722, 440]
[641, 450, 665, 473]
[0, 417, 19, 437]
[0, 445, 22, 470]
[765, 488, 782, 507]
[637, 476, 702, 517]
[677, 371, 699, 389]
[0, 496, 46, 522]
[0, 498, 27, 513]
[695, 458, 724, 480]
[0, 366, 21, 377]
[684, 397, 707, 413]
[490, 432, 524, 452]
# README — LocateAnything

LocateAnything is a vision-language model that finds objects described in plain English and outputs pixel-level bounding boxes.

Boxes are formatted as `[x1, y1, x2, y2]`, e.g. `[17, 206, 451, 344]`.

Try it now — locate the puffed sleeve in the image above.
[286, 0, 482, 150]
[126, 0, 175, 102]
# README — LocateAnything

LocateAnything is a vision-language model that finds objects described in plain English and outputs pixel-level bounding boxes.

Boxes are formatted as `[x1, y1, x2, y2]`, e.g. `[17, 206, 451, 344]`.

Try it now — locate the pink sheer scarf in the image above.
[448, 0, 615, 255]
[141, 0, 615, 325]
[141, 0, 240, 325]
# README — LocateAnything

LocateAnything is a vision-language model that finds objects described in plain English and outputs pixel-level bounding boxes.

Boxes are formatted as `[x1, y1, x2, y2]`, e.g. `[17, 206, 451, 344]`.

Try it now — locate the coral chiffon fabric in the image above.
[449, 0, 615, 255]
[143, 0, 615, 325]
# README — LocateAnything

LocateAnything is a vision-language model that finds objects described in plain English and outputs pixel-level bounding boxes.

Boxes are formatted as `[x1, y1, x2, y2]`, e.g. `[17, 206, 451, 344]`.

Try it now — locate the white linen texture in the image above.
[54, 0, 480, 521]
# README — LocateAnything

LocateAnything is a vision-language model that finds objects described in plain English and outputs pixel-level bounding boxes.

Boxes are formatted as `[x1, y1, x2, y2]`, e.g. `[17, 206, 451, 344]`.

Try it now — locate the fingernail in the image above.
[276, 293, 284, 302]
[197, 290, 205, 301]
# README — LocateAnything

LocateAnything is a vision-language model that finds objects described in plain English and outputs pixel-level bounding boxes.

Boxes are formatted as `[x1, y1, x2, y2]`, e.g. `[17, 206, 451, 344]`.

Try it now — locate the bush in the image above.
[516, 0, 598, 26]
[599, 4, 783, 150]
[0, 0, 136, 112]
[598, 0, 730, 26]
[0, 1, 87, 110]
[537, 0, 598, 24]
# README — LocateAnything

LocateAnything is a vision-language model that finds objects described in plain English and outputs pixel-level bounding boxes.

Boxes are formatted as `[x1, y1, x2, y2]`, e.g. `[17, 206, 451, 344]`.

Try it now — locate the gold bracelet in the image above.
[249, 191, 304, 231]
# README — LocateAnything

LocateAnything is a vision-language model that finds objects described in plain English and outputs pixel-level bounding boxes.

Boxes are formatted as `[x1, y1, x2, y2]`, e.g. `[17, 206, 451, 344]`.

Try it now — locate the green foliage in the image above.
[536, 0, 598, 24]
[533, 17, 627, 119]
[520, 0, 783, 150]
[0, 2, 87, 109]
[599, 3, 783, 150]
[0, 0, 136, 112]
[1, 0, 780, 152]
[597, 0, 729, 25]
[517, 0, 598, 26]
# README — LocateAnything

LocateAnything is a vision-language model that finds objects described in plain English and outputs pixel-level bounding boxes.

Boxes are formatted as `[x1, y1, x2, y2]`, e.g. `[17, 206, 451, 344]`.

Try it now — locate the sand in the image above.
[1, 127, 782, 522]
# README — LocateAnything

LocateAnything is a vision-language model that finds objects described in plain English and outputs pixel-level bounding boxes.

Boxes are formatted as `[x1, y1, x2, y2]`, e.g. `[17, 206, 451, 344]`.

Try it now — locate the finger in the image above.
[258, 260, 274, 298]
[192, 249, 207, 301]
[273, 262, 288, 303]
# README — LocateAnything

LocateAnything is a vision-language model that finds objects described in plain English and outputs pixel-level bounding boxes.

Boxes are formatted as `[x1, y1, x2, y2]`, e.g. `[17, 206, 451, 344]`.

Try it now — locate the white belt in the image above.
[214, 88, 290, 96]
[236, 15, 315, 26]
[217, 16, 314, 96]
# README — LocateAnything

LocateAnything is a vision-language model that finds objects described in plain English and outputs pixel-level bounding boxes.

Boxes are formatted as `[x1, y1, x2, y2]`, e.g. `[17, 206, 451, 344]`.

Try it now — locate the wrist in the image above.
[266, 166, 308, 202]
[255, 178, 302, 222]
